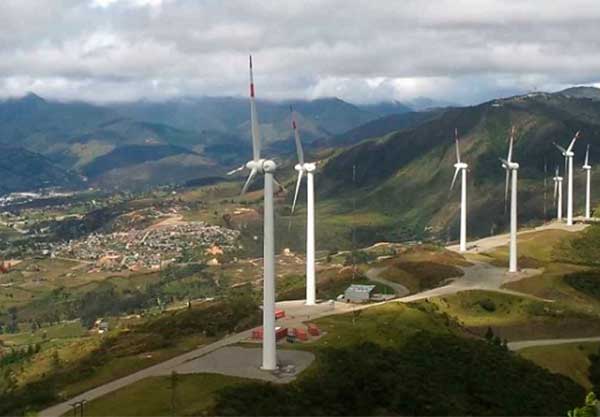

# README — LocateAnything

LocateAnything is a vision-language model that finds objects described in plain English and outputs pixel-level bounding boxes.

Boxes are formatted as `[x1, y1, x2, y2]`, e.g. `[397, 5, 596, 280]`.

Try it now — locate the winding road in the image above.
[39, 221, 593, 416]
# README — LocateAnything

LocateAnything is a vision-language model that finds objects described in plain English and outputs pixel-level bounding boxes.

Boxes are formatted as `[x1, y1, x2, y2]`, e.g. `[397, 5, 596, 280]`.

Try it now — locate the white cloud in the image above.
[0, 0, 598, 104]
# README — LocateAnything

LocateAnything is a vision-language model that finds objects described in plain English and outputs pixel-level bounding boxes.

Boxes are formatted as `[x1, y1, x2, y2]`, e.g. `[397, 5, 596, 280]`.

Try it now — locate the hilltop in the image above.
[312, 91, 600, 245]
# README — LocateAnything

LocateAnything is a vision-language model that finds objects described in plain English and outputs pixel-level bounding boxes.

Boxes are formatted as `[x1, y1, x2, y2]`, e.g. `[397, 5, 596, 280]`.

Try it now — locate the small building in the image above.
[344, 284, 376, 303]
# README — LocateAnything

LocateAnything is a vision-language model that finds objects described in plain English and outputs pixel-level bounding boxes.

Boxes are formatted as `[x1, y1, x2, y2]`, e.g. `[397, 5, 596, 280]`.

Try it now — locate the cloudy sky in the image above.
[0, 0, 599, 105]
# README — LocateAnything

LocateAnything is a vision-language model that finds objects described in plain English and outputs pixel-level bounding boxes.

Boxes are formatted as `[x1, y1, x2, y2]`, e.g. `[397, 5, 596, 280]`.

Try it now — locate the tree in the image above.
[568, 392, 599, 417]
[50, 350, 61, 370]
[590, 349, 600, 396]
[485, 326, 494, 342]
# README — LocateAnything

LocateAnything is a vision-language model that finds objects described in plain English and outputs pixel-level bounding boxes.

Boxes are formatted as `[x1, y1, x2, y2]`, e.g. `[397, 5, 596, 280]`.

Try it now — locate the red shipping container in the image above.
[252, 327, 263, 340]
[252, 326, 288, 341]
[307, 323, 320, 336]
[275, 309, 286, 319]
[276, 327, 288, 340]
[295, 328, 308, 341]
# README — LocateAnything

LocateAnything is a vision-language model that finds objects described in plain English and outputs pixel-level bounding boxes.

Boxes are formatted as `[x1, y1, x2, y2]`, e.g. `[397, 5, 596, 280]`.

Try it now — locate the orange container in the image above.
[295, 328, 308, 341]
[307, 323, 320, 336]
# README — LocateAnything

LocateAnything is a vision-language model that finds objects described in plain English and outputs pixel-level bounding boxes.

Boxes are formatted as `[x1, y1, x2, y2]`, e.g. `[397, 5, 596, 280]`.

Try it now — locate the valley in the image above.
[2, 87, 600, 416]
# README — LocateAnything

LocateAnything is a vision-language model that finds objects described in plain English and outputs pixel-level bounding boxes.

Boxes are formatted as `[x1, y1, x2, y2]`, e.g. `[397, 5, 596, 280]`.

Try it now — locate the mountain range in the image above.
[0, 93, 419, 192]
[315, 88, 600, 244]
[3, 86, 600, 244]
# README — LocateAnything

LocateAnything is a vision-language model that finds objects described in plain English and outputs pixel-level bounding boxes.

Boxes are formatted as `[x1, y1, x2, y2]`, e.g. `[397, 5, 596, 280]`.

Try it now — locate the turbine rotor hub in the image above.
[246, 159, 277, 173]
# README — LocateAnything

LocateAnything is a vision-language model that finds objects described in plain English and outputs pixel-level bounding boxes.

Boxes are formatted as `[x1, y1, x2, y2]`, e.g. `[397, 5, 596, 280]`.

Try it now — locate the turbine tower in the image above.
[233, 56, 278, 370]
[583, 145, 592, 219]
[450, 128, 468, 252]
[290, 108, 317, 306]
[554, 131, 581, 226]
[500, 127, 519, 273]
[553, 166, 563, 221]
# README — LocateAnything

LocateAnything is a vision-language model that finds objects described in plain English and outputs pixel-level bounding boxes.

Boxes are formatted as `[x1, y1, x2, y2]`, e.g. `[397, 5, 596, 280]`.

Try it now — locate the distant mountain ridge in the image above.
[315, 90, 600, 244]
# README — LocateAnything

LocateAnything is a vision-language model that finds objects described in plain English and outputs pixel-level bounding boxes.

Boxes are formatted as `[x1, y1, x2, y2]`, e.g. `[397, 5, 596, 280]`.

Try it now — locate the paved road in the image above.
[397, 261, 545, 303]
[39, 222, 592, 415]
[446, 221, 587, 254]
[39, 300, 354, 417]
[508, 336, 600, 351]
[365, 267, 410, 296]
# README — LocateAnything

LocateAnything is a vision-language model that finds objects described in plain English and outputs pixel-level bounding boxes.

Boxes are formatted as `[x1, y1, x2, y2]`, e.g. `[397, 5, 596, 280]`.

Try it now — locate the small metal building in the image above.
[344, 284, 376, 303]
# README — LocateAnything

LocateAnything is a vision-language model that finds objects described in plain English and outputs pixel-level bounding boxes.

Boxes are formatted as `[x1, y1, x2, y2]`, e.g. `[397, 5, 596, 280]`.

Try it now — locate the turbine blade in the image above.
[291, 170, 304, 214]
[249, 55, 261, 161]
[454, 128, 461, 163]
[566, 131, 581, 153]
[499, 157, 509, 165]
[273, 176, 287, 193]
[585, 144, 590, 167]
[241, 168, 258, 195]
[554, 178, 558, 202]
[507, 127, 514, 163]
[227, 165, 245, 176]
[290, 107, 305, 165]
[554, 142, 567, 154]
[450, 167, 460, 191]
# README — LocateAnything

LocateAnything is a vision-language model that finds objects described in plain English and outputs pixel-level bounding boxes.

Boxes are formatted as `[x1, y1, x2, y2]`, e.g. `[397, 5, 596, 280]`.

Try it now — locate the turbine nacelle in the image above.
[583, 164, 592, 170]
[454, 162, 468, 170]
[501, 160, 519, 170]
[247, 159, 277, 174]
[294, 162, 316, 173]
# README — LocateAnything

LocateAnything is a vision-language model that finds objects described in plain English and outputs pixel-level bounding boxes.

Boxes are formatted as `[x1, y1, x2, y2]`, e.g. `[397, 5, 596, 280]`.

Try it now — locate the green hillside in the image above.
[315, 92, 600, 244]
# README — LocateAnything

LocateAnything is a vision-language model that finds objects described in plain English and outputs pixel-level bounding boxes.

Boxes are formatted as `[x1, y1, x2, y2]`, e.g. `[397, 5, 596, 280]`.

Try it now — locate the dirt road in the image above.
[508, 336, 600, 351]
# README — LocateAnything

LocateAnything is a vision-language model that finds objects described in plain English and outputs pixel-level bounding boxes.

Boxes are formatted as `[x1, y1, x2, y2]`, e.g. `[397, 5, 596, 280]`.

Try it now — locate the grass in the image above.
[306, 302, 461, 349]
[519, 341, 600, 390]
[0, 320, 86, 347]
[276, 266, 395, 302]
[65, 302, 462, 416]
[73, 373, 249, 417]
[425, 290, 600, 340]
[486, 228, 580, 266]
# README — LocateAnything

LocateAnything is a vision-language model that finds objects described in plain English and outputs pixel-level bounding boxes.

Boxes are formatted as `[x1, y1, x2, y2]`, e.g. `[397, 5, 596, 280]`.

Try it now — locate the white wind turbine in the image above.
[500, 127, 519, 273]
[450, 128, 468, 252]
[229, 55, 278, 370]
[554, 131, 581, 226]
[583, 145, 592, 219]
[290, 108, 317, 305]
[553, 166, 563, 221]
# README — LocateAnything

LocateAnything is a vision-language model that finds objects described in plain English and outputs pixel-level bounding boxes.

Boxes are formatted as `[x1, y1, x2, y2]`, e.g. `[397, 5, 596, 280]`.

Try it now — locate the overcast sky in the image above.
[0, 0, 599, 105]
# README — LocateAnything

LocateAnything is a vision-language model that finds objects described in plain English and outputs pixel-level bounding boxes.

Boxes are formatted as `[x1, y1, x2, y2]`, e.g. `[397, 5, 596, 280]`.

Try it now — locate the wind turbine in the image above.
[450, 128, 468, 252]
[554, 131, 581, 226]
[500, 127, 519, 273]
[234, 55, 278, 370]
[290, 108, 317, 305]
[553, 166, 563, 221]
[583, 145, 592, 219]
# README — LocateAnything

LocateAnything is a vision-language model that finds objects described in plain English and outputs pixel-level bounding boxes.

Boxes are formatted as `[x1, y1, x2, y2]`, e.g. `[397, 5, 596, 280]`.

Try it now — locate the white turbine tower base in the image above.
[290, 108, 318, 306]
[305, 165, 316, 305]
[230, 56, 278, 371]
[583, 145, 592, 220]
[450, 129, 468, 253]
[553, 166, 563, 221]
[567, 155, 574, 225]
[261, 162, 277, 370]
[509, 167, 518, 272]
[555, 132, 580, 226]
[501, 127, 519, 273]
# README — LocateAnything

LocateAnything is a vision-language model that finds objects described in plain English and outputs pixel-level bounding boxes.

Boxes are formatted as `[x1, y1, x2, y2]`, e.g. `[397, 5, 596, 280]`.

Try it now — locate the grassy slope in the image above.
[80, 303, 584, 416]
[519, 342, 600, 390]
[77, 374, 249, 417]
